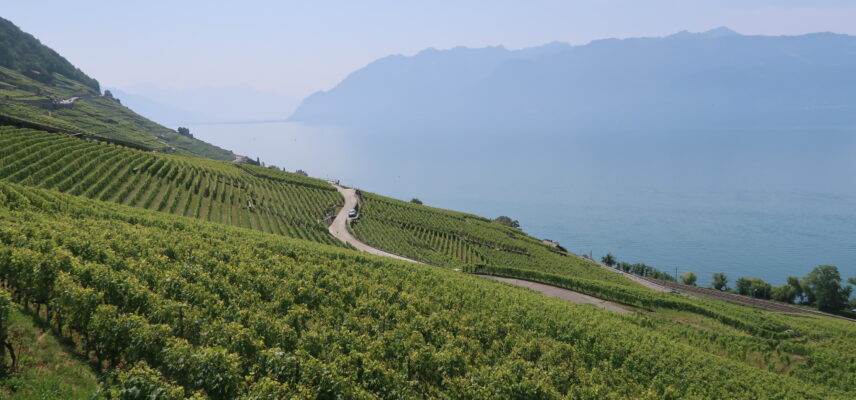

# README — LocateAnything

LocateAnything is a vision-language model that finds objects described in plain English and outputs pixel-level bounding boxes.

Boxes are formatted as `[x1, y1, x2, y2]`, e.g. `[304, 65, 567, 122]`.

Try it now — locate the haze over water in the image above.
[191, 121, 856, 287]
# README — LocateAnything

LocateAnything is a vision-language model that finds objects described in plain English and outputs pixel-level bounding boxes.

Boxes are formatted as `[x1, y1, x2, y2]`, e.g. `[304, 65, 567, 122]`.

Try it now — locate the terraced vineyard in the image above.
[1, 180, 855, 399]
[0, 127, 341, 245]
[349, 192, 856, 348]
[0, 64, 233, 160]
[352, 192, 627, 282]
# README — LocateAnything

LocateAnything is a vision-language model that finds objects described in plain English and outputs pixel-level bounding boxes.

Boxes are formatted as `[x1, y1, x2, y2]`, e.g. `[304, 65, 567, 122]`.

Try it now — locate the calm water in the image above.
[190, 122, 856, 287]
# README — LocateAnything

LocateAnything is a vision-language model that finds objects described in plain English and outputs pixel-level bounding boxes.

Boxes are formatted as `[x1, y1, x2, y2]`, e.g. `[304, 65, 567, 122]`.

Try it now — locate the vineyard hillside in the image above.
[1, 181, 855, 398]
[2, 15, 856, 398]
[0, 127, 341, 245]
[0, 17, 234, 160]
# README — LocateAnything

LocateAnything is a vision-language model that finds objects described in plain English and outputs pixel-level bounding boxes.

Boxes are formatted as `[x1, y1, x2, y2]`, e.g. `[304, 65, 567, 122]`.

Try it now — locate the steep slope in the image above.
[1, 180, 855, 398]
[0, 17, 98, 91]
[290, 28, 856, 131]
[0, 17, 234, 160]
[0, 299, 100, 399]
[0, 127, 341, 245]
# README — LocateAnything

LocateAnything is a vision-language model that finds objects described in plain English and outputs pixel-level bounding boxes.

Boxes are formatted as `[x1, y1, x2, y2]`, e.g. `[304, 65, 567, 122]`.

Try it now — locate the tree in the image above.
[711, 272, 728, 291]
[735, 277, 771, 299]
[803, 265, 850, 312]
[601, 253, 616, 269]
[410, 198, 423, 205]
[771, 285, 798, 304]
[787, 276, 804, 303]
[680, 271, 697, 286]
[177, 127, 192, 138]
[295, 169, 308, 176]
[494, 216, 520, 228]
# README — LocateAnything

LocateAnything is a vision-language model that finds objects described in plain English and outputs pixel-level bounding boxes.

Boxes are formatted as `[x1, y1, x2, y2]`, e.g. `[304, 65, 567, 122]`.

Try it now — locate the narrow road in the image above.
[327, 183, 852, 321]
[327, 182, 634, 314]
[328, 183, 424, 263]
[485, 276, 633, 314]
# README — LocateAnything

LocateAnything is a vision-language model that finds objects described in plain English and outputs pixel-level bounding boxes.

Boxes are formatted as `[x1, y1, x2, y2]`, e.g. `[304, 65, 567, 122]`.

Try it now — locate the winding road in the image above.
[327, 182, 632, 314]
[328, 183, 424, 263]
[485, 276, 633, 314]
[326, 183, 853, 321]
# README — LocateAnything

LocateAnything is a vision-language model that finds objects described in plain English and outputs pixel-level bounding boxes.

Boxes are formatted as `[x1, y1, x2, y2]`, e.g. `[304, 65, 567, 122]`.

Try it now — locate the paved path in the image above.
[328, 183, 424, 263]
[485, 276, 633, 314]
[326, 183, 852, 321]
[326, 182, 637, 314]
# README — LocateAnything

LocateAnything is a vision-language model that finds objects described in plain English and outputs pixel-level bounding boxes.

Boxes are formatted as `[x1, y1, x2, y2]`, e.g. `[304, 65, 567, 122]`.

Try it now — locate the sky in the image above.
[4, 0, 856, 100]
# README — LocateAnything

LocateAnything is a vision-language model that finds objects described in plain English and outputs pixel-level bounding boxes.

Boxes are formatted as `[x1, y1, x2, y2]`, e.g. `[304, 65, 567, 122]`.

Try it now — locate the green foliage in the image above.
[0, 289, 10, 371]
[106, 362, 185, 400]
[0, 55, 232, 160]
[0, 181, 854, 398]
[0, 302, 99, 399]
[617, 261, 676, 281]
[736, 277, 772, 299]
[712, 272, 728, 291]
[680, 271, 697, 286]
[788, 276, 804, 303]
[771, 284, 799, 304]
[1, 16, 234, 159]
[410, 198, 422, 205]
[803, 265, 851, 312]
[0, 17, 100, 91]
[601, 253, 616, 268]
[351, 193, 628, 285]
[0, 127, 341, 245]
[493, 215, 519, 228]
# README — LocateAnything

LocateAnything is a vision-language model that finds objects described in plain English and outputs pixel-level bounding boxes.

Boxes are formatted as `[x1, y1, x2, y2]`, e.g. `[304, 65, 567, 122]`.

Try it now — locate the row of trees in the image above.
[601, 250, 854, 313]
[705, 266, 854, 312]
[601, 253, 676, 281]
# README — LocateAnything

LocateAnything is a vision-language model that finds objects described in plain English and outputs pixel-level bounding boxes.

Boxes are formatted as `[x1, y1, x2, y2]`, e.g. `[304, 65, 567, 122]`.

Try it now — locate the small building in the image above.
[542, 239, 560, 247]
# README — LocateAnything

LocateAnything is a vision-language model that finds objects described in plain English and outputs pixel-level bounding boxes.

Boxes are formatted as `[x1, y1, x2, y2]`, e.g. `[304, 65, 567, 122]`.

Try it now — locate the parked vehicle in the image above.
[348, 208, 358, 218]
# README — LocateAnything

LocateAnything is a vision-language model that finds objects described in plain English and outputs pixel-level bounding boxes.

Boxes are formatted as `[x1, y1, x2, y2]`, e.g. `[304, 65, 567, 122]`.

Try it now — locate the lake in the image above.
[189, 121, 856, 287]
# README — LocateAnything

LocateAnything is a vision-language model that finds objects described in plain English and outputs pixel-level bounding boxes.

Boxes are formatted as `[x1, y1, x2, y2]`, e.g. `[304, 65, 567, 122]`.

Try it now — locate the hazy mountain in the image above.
[115, 84, 301, 125]
[289, 27, 856, 132]
[107, 88, 210, 127]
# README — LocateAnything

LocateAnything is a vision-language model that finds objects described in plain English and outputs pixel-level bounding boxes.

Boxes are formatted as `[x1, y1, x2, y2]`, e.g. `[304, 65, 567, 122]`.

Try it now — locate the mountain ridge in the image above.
[289, 28, 856, 132]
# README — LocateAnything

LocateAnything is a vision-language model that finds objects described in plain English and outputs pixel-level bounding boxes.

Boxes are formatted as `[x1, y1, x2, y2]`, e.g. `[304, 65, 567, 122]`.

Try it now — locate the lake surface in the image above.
[190, 121, 856, 287]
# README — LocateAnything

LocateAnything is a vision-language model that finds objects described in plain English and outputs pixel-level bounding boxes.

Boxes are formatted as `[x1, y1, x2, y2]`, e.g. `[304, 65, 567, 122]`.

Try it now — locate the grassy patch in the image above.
[0, 305, 100, 399]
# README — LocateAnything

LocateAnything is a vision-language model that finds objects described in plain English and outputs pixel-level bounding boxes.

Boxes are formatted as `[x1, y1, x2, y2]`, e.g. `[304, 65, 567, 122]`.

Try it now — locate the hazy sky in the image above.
[4, 1, 856, 99]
